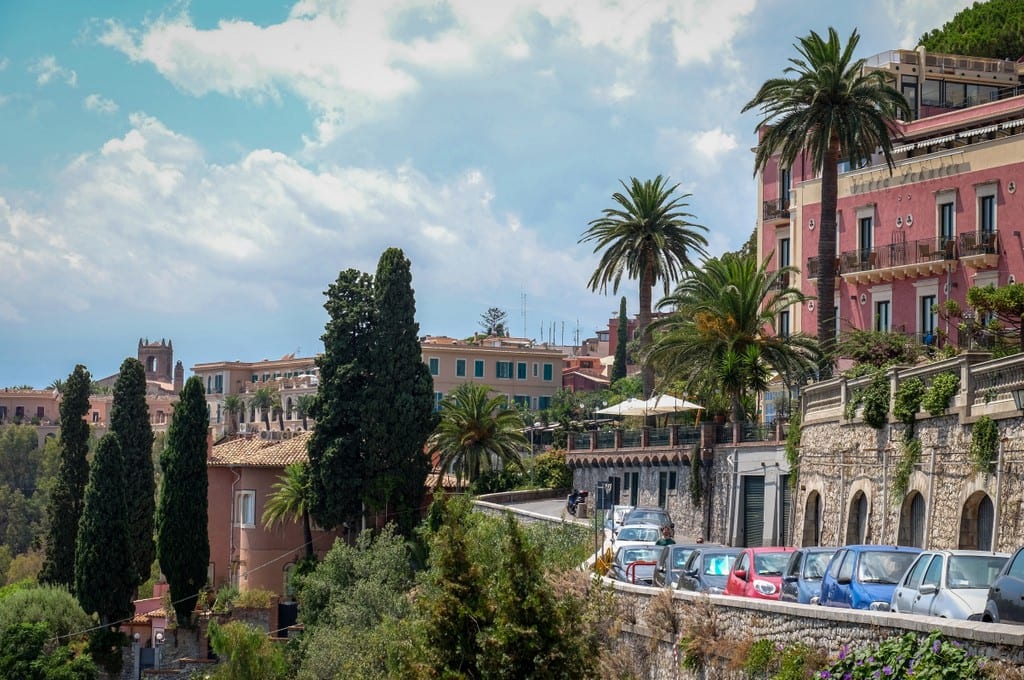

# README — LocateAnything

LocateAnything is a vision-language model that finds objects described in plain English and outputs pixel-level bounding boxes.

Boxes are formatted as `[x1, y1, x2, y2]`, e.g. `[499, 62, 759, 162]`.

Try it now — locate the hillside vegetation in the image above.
[919, 0, 1024, 60]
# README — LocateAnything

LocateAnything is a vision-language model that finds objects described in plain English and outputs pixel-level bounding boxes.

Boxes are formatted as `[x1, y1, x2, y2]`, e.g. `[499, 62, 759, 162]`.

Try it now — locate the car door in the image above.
[781, 551, 802, 602]
[727, 551, 750, 596]
[911, 555, 943, 615]
[892, 553, 930, 613]
[679, 550, 701, 591]
[993, 550, 1024, 622]
[820, 549, 845, 606]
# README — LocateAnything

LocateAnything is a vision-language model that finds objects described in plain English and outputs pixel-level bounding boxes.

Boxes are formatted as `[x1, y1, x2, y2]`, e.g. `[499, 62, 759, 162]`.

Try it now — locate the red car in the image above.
[725, 546, 796, 600]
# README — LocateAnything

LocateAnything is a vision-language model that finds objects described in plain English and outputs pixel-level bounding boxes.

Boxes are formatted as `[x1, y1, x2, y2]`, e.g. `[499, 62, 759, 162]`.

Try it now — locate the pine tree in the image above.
[611, 296, 629, 382]
[75, 433, 134, 627]
[157, 376, 209, 627]
[39, 364, 92, 590]
[307, 269, 375, 530]
[110, 357, 155, 590]
[363, 248, 437, 536]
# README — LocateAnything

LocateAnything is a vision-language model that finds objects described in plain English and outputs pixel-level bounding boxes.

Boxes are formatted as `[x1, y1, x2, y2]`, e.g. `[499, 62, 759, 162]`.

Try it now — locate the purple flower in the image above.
[819, 673, 831, 679]
[839, 645, 849, 660]
[883, 665, 893, 675]
[933, 640, 941, 654]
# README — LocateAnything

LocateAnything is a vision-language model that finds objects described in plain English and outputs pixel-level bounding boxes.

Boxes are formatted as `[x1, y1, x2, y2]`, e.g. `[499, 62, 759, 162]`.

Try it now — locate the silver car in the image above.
[891, 549, 1009, 620]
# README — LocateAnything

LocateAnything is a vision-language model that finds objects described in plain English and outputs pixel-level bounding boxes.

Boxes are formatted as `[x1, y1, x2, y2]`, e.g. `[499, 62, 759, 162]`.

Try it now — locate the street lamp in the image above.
[594, 481, 612, 564]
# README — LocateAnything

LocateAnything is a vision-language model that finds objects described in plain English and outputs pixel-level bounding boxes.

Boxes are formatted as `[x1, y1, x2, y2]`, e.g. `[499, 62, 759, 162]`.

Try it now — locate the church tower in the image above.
[138, 338, 174, 384]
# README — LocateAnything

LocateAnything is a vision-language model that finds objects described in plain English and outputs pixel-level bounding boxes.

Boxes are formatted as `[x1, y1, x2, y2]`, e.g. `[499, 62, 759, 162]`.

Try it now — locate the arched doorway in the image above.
[845, 491, 868, 545]
[959, 491, 995, 550]
[802, 491, 822, 546]
[898, 491, 926, 547]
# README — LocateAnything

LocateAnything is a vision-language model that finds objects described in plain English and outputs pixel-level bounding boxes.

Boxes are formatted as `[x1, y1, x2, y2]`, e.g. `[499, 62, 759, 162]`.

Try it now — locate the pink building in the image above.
[756, 48, 1024, 350]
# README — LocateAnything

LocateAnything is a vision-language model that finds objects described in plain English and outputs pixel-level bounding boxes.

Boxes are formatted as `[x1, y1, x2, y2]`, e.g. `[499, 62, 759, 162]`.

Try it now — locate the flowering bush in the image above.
[820, 631, 984, 679]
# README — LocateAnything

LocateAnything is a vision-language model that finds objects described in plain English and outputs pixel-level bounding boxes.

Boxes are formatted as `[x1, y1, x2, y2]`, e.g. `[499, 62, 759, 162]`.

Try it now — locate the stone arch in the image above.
[844, 477, 874, 545]
[898, 491, 927, 547]
[802, 490, 823, 546]
[959, 491, 995, 550]
[146, 355, 157, 373]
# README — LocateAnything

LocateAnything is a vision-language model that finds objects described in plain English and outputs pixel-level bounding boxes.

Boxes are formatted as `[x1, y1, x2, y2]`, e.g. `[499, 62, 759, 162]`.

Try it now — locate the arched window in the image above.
[845, 491, 868, 544]
[147, 356, 157, 373]
[959, 491, 995, 550]
[802, 491, 822, 546]
[898, 491, 926, 547]
[286, 397, 293, 420]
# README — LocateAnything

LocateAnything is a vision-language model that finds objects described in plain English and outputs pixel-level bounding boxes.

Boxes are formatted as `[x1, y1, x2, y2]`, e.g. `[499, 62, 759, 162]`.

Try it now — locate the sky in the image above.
[0, 0, 973, 388]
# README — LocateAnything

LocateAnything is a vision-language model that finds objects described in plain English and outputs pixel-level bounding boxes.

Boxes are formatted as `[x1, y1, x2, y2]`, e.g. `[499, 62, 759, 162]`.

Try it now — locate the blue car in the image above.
[819, 545, 921, 611]
[781, 547, 837, 604]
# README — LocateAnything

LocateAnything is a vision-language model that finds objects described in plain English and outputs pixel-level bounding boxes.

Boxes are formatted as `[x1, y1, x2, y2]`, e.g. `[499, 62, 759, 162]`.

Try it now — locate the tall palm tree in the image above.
[270, 392, 285, 430]
[249, 387, 274, 431]
[295, 394, 316, 431]
[743, 27, 910, 374]
[427, 383, 528, 490]
[645, 252, 819, 426]
[580, 176, 708, 402]
[262, 462, 314, 560]
[222, 395, 242, 435]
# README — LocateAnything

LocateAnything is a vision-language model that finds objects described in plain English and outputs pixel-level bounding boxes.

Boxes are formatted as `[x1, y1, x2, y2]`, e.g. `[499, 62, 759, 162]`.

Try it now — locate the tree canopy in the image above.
[919, 0, 1024, 60]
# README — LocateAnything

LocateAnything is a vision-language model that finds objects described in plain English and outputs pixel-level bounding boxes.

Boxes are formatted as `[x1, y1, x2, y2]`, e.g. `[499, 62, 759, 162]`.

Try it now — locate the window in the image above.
[251, 374, 258, 383]
[533, 363, 539, 377]
[859, 216, 873, 259]
[474, 360, 485, 378]
[542, 363, 553, 381]
[36, 406, 44, 418]
[778, 237, 791, 268]
[434, 392, 443, 412]
[496, 361, 514, 379]
[214, 374, 223, 394]
[904, 555, 931, 588]
[837, 552, 854, 582]
[428, 357, 440, 376]
[875, 300, 891, 333]
[980, 194, 996, 235]
[923, 555, 944, 588]
[778, 310, 790, 338]
[538, 396, 551, 410]
[920, 295, 937, 343]
[626, 471, 640, 506]
[513, 395, 530, 408]
[456, 359, 466, 377]
[234, 490, 256, 528]
[658, 471, 677, 508]
[939, 201, 955, 242]
[517, 362, 527, 380]
[780, 167, 791, 206]
[92, 411, 100, 423]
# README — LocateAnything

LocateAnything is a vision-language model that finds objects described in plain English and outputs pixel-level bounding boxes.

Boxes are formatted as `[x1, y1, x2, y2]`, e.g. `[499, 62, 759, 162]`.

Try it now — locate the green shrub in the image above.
[212, 584, 239, 613]
[531, 450, 572, 489]
[847, 369, 890, 429]
[922, 372, 960, 416]
[970, 416, 999, 475]
[234, 588, 275, 609]
[823, 631, 983, 679]
[892, 436, 921, 503]
[744, 639, 774, 677]
[0, 584, 93, 640]
[893, 377, 925, 425]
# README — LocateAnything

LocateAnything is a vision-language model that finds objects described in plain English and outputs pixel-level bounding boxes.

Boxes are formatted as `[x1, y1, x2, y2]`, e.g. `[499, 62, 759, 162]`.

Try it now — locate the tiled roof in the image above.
[130, 607, 166, 623]
[208, 431, 312, 467]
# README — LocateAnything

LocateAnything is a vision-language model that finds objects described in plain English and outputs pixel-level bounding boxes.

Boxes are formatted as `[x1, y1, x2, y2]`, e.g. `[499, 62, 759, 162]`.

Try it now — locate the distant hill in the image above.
[919, 0, 1024, 60]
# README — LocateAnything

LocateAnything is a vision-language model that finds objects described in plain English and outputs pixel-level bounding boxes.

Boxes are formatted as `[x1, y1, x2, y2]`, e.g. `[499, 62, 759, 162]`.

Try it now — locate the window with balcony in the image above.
[455, 359, 466, 377]
[428, 357, 440, 376]
[778, 237, 790, 268]
[979, 194, 996, 235]
[474, 360, 485, 378]
[779, 310, 790, 338]
[859, 216, 874, 260]
[780, 167, 791, 206]
[234, 490, 255, 528]
[920, 295, 937, 344]
[939, 201, 955, 242]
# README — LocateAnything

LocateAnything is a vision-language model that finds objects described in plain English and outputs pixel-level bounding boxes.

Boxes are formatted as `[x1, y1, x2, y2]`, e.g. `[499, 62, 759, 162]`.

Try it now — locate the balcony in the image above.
[762, 198, 790, 222]
[805, 256, 841, 280]
[958, 230, 1000, 269]
[766, 271, 791, 291]
[839, 236, 958, 285]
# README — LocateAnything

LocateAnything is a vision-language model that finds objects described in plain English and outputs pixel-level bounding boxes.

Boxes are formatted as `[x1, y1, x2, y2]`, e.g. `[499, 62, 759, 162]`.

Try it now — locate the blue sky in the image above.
[0, 0, 970, 387]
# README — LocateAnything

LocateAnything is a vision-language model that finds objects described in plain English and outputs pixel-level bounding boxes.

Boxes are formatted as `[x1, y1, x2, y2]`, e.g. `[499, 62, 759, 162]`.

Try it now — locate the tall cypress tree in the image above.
[612, 296, 629, 382]
[75, 433, 134, 627]
[156, 376, 209, 627]
[307, 269, 375, 530]
[110, 358, 155, 590]
[39, 364, 92, 590]
[363, 248, 437, 536]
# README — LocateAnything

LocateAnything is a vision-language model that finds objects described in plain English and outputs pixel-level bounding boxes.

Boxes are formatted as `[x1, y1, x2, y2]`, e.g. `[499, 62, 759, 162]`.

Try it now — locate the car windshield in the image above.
[803, 552, 834, 580]
[617, 527, 659, 542]
[753, 552, 790, 576]
[948, 555, 1009, 589]
[703, 553, 737, 576]
[672, 548, 694, 569]
[621, 548, 661, 564]
[627, 511, 667, 525]
[858, 551, 918, 584]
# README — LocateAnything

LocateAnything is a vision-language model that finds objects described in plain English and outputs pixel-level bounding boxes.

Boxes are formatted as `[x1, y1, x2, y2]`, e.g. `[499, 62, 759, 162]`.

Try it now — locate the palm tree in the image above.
[222, 395, 242, 435]
[295, 394, 316, 431]
[645, 252, 819, 427]
[427, 383, 529, 489]
[262, 462, 314, 560]
[249, 387, 274, 431]
[580, 176, 708, 402]
[270, 392, 285, 430]
[743, 27, 910, 374]
[47, 378, 65, 394]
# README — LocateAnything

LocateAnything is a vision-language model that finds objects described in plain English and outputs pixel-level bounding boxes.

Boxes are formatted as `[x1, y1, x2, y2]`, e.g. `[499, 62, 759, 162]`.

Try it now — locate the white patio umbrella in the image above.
[594, 397, 650, 417]
[642, 395, 703, 414]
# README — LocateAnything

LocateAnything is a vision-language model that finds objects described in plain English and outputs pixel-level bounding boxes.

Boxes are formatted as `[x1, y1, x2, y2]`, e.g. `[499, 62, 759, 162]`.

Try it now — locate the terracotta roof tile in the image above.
[208, 431, 312, 467]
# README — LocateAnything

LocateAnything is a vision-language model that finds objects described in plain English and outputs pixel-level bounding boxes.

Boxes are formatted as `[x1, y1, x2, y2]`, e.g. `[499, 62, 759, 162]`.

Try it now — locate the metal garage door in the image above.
[743, 476, 765, 547]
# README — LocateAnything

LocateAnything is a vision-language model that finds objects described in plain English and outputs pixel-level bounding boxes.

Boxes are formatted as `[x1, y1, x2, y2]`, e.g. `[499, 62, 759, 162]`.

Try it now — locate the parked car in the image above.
[819, 545, 921, 611]
[677, 547, 741, 594]
[620, 507, 674, 534]
[984, 546, 1024, 623]
[780, 547, 837, 604]
[724, 547, 795, 600]
[891, 549, 1008, 620]
[604, 504, 635, 536]
[610, 545, 662, 585]
[653, 543, 709, 588]
[612, 524, 662, 553]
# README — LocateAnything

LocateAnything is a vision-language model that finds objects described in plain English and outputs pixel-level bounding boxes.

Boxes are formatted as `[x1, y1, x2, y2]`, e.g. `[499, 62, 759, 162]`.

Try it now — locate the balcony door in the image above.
[859, 216, 873, 261]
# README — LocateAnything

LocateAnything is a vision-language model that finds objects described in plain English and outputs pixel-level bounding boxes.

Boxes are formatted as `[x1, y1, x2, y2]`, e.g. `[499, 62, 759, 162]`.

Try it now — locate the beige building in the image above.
[421, 335, 563, 410]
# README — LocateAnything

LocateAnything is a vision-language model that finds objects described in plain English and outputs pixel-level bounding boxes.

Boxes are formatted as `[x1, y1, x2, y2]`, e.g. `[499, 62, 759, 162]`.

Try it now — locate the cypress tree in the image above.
[307, 269, 375, 530]
[156, 376, 209, 627]
[612, 296, 629, 382]
[39, 364, 92, 590]
[363, 248, 437, 536]
[75, 433, 134, 627]
[110, 357, 155, 590]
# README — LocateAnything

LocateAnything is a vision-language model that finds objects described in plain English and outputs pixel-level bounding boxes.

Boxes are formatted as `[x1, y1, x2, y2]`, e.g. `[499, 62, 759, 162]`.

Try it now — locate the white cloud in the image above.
[29, 55, 77, 87]
[691, 128, 738, 160]
[0, 114, 589, 329]
[84, 93, 119, 114]
[880, 0, 974, 49]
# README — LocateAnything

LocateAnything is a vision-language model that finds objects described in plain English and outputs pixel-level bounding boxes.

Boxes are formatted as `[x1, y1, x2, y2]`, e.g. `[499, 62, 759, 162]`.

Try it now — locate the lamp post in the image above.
[594, 481, 612, 564]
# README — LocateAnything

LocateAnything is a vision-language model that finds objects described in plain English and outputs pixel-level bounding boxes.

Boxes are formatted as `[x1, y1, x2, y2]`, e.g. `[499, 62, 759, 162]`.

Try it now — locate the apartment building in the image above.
[757, 47, 1024, 347]
[421, 335, 563, 410]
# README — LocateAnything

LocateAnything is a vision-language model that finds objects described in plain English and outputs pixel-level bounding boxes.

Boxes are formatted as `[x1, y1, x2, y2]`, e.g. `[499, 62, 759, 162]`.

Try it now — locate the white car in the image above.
[891, 549, 1009, 620]
[611, 523, 663, 553]
[604, 504, 635, 537]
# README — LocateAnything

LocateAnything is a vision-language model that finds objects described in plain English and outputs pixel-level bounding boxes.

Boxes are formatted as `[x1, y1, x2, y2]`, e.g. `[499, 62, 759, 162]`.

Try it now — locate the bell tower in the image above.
[138, 338, 174, 384]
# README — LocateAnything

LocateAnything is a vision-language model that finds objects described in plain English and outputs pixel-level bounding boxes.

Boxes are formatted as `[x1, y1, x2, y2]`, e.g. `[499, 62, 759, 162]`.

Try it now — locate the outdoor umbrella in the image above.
[594, 397, 650, 417]
[642, 395, 703, 414]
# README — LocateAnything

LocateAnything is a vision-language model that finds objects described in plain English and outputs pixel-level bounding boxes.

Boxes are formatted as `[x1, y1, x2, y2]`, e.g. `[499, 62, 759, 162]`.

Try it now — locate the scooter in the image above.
[566, 489, 589, 516]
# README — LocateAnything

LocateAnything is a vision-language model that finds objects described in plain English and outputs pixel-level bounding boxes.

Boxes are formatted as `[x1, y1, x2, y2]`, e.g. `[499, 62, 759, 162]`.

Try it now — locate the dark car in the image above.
[781, 547, 837, 604]
[620, 507, 674, 534]
[677, 547, 742, 594]
[819, 545, 921, 611]
[652, 543, 707, 588]
[984, 546, 1024, 623]
[610, 545, 662, 586]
